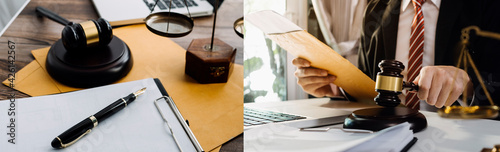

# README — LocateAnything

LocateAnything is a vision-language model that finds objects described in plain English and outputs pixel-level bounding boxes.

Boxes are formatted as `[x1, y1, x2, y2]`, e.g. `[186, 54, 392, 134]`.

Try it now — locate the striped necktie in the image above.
[406, 0, 426, 110]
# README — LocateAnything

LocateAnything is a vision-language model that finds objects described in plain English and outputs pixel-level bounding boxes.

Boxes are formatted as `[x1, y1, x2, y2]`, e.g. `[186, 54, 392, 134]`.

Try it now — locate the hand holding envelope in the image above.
[246, 10, 378, 103]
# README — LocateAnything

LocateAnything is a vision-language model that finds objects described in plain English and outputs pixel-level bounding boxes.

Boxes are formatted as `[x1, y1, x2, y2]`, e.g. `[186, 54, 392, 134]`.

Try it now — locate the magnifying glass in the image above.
[144, 0, 194, 37]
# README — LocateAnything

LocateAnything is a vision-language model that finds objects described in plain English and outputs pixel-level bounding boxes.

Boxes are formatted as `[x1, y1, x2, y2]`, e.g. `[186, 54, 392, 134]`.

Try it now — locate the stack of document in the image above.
[244, 122, 415, 152]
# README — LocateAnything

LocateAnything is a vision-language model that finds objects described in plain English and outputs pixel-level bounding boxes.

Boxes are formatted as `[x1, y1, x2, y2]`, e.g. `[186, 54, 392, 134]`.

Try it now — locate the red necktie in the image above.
[406, 0, 426, 110]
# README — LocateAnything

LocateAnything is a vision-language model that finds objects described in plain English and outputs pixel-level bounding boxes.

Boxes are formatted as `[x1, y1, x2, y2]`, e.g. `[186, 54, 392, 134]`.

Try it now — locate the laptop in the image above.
[91, 0, 214, 26]
[244, 98, 354, 130]
[0, 0, 30, 37]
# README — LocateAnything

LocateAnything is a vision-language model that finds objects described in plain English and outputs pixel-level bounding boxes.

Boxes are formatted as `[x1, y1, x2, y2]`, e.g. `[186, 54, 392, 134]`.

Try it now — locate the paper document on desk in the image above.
[244, 122, 414, 152]
[246, 10, 378, 103]
[0, 78, 201, 152]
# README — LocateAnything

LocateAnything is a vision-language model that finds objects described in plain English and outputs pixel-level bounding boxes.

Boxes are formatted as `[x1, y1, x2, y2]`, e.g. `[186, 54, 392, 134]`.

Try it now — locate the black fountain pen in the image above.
[51, 88, 147, 148]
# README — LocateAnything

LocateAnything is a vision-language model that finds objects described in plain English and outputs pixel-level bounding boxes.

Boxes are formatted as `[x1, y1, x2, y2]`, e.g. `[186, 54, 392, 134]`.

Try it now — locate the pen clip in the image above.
[58, 129, 92, 148]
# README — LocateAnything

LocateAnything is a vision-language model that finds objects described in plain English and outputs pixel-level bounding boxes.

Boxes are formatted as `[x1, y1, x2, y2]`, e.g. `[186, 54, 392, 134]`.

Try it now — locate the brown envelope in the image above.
[247, 10, 377, 103]
[3, 60, 61, 96]
[3, 24, 242, 152]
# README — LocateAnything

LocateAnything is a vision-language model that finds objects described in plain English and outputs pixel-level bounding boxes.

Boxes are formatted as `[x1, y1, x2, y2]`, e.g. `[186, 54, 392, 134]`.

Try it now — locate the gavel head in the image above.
[61, 18, 113, 51]
[374, 60, 405, 107]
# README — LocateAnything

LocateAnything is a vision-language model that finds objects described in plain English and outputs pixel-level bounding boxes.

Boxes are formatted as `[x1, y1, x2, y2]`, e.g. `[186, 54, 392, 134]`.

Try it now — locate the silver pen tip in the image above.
[134, 87, 147, 97]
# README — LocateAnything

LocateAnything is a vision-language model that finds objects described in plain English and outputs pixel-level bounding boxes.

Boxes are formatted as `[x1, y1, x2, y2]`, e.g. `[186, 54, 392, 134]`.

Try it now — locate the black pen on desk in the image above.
[51, 88, 147, 148]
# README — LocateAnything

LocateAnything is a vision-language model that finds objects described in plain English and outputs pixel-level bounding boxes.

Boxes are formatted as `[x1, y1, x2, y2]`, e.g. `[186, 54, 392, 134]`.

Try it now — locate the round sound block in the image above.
[343, 107, 427, 133]
[46, 36, 132, 88]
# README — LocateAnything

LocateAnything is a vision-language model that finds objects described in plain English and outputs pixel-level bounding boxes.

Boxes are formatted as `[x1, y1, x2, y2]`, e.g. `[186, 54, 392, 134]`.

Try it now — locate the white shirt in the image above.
[395, 0, 441, 81]
[395, 0, 441, 109]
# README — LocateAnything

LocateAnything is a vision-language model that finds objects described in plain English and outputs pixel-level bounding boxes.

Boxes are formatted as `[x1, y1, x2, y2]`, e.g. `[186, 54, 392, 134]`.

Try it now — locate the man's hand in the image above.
[413, 66, 473, 108]
[292, 58, 340, 97]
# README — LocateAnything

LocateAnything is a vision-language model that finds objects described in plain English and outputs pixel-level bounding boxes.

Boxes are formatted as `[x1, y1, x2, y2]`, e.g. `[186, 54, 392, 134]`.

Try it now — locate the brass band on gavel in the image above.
[374, 60, 418, 107]
[375, 75, 403, 92]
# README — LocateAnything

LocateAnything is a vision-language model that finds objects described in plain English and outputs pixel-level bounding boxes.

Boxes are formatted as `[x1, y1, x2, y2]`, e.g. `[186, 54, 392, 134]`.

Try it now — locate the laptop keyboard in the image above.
[244, 107, 306, 127]
[144, 0, 198, 10]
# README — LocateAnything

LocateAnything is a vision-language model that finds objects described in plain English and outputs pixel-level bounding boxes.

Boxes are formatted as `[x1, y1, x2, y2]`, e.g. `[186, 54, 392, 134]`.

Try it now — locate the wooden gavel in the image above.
[344, 60, 428, 133]
[375, 60, 419, 107]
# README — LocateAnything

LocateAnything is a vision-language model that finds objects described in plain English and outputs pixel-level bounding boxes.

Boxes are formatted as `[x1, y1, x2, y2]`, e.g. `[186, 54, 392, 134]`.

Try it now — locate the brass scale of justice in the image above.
[145, 0, 243, 84]
[144, 0, 243, 43]
[376, 26, 499, 119]
[437, 26, 500, 118]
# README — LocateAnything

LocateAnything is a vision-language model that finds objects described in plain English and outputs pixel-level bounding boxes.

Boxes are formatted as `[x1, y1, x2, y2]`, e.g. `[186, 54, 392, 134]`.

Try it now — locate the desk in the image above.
[245, 99, 500, 152]
[0, 0, 243, 151]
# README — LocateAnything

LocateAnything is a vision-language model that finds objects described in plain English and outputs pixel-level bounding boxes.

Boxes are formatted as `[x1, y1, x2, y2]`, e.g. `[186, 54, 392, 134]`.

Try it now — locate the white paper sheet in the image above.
[246, 10, 303, 34]
[411, 111, 500, 152]
[244, 122, 413, 152]
[0, 78, 198, 152]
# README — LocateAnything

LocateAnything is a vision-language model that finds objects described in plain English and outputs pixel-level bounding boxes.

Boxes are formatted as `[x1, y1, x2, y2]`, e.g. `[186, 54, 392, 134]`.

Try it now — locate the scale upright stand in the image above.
[144, 0, 235, 84]
[184, 0, 236, 84]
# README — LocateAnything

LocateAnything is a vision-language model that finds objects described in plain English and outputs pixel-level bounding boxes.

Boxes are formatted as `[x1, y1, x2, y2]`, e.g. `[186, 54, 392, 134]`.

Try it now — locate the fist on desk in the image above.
[292, 58, 341, 97]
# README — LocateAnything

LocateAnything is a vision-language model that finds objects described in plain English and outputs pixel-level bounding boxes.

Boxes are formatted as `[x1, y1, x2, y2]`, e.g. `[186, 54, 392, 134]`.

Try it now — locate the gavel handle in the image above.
[35, 6, 71, 26]
[403, 81, 419, 91]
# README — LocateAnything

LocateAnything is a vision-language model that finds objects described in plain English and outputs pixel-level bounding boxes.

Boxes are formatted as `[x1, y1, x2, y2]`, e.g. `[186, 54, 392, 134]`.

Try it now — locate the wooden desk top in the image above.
[0, 0, 243, 151]
[0, 0, 242, 97]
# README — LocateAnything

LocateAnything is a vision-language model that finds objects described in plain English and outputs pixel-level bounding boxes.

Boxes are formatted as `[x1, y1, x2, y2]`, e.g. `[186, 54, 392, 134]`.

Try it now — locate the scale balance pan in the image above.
[145, 12, 194, 37]
[46, 35, 133, 88]
[438, 105, 499, 119]
[233, 17, 244, 38]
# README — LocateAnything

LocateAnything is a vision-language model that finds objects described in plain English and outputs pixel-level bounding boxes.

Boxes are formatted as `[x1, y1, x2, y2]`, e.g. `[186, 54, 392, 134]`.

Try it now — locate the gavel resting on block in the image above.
[343, 60, 427, 133]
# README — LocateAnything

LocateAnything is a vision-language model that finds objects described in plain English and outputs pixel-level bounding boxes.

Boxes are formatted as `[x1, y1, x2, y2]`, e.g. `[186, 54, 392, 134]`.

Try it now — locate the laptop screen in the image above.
[0, 0, 30, 37]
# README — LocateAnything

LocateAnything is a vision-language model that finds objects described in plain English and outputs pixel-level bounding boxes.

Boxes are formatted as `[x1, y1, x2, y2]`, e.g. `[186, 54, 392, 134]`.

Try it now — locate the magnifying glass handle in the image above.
[35, 6, 71, 26]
